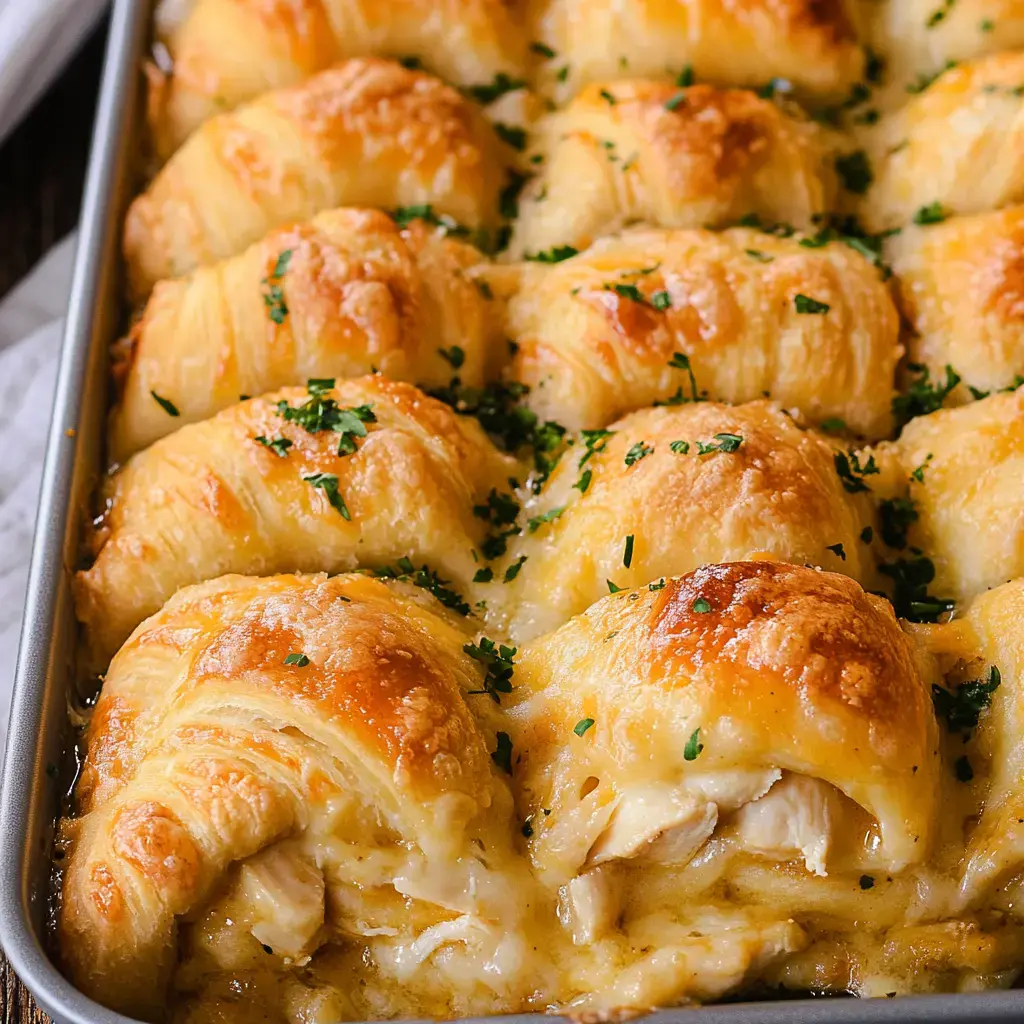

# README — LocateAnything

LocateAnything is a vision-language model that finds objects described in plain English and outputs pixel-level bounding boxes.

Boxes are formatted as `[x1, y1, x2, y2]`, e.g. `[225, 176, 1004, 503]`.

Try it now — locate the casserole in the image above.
[6, 0, 1024, 1021]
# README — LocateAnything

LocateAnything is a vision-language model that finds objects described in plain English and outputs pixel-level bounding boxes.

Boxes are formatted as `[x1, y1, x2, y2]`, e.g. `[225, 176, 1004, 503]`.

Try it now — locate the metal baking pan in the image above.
[1, 1, 1023, 1021]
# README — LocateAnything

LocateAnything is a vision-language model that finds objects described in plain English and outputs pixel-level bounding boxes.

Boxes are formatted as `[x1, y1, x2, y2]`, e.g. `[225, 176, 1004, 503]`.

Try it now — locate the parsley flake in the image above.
[466, 638, 517, 703]
[260, 249, 293, 324]
[913, 202, 949, 225]
[494, 123, 527, 151]
[373, 558, 470, 615]
[607, 580, 625, 594]
[794, 293, 831, 315]
[525, 245, 579, 263]
[625, 441, 654, 466]
[304, 473, 350, 520]
[932, 666, 1001, 737]
[254, 435, 292, 457]
[954, 754, 974, 783]
[664, 91, 687, 111]
[834, 450, 880, 493]
[670, 440, 690, 454]
[438, 345, 465, 369]
[684, 727, 704, 761]
[283, 653, 309, 666]
[692, 597, 711, 614]
[530, 41, 556, 58]
[492, 731, 514, 773]
[574, 717, 595, 737]
[574, 468, 593, 493]
[835, 150, 874, 194]
[860, 875, 875, 890]
[504, 555, 528, 582]
[527, 506, 566, 533]
[466, 73, 527, 105]
[745, 249, 774, 262]
[827, 542, 847, 561]
[893, 363, 960, 426]
[623, 534, 634, 568]
[151, 391, 180, 417]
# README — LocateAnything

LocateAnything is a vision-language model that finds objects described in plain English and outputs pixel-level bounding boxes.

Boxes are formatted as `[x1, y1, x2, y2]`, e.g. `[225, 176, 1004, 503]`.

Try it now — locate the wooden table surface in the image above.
[0, 17, 108, 1022]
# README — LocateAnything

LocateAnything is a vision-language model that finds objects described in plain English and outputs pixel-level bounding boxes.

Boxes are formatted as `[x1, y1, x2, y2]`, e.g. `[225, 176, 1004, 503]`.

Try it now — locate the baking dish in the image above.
[2, 1, 1024, 1022]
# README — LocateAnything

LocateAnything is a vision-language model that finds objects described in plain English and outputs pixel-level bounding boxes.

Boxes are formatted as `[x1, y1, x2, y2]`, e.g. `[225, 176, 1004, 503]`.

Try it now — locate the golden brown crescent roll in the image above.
[74, 376, 517, 667]
[887, 206, 1024, 401]
[110, 208, 500, 462]
[59, 571, 529, 1020]
[863, 52, 1024, 232]
[509, 561, 940, 887]
[528, 0, 865, 105]
[870, 1, 1024, 88]
[958, 579, 1024, 902]
[508, 81, 835, 259]
[124, 59, 515, 299]
[488, 401, 879, 642]
[149, 0, 530, 158]
[891, 388, 1024, 605]
[495, 226, 899, 437]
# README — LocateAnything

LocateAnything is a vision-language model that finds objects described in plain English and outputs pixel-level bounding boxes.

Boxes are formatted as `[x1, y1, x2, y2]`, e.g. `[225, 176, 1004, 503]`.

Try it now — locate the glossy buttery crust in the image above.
[110, 209, 499, 461]
[494, 226, 899, 437]
[528, 0, 865, 105]
[508, 80, 835, 259]
[887, 206, 1024, 400]
[149, 0, 530, 158]
[863, 51, 1024, 232]
[59, 572, 518, 1020]
[74, 377, 517, 667]
[124, 58, 514, 299]
[490, 400, 878, 642]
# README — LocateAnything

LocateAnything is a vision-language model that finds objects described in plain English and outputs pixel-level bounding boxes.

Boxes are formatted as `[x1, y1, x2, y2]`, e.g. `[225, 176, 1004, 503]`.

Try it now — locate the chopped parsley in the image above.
[879, 497, 919, 549]
[826, 542, 847, 561]
[465, 638, 517, 703]
[494, 123, 527, 151]
[438, 345, 465, 369]
[465, 73, 527, 105]
[492, 731, 514, 773]
[578, 428, 615, 467]
[607, 580, 625, 593]
[677, 65, 694, 87]
[260, 249, 293, 325]
[474, 567, 494, 583]
[304, 472, 350, 520]
[692, 597, 711, 614]
[283, 653, 309, 666]
[819, 418, 847, 434]
[910, 453, 934, 483]
[504, 555, 527, 582]
[834, 450, 880, 494]
[530, 41, 556, 59]
[372, 557, 470, 615]
[835, 150, 874, 194]
[664, 91, 687, 111]
[665, 351, 701, 404]
[625, 441, 654, 466]
[651, 290, 672, 310]
[954, 755, 974, 783]
[684, 727, 704, 761]
[623, 534, 634, 568]
[574, 468, 593, 493]
[794, 293, 830, 315]
[254, 435, 292, 457]
[860, 526, 874, 543]
[476, 487, 520, 560]
[927, 0, 956, 28]
[391, 204, 471, 239]
[525, 245, 579, 263]
[745, 248, 774, 263]
[150, 390, 180, 417]
[599, 88, 617, 105]
[527, 506, 566, 533]
[932, 666, 1001, 736]
[695, 432, 743, 455]
[892, 363, 960, 426]
[276, 379, 376, 455]
[860, 875, 875, 890]
[913, 202, 949, 225]
[649, 578, 666, 591]
[574, 717, 595, 737]
[670, 440, 690, 454]
[878, 554, 955, 622]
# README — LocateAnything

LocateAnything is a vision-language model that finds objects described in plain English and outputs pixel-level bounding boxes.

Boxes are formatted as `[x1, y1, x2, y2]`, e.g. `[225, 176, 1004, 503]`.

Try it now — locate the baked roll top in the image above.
[959, 579, 1024, 901]
[864, 52, 1024, 232]
[125, 58, 516, 299]
[892, 388, 1024, 604]
[887, 206, 1024, 401]
[75, 376, 517, 667]
[489, 400, 879, 642]
[528, 0, 865, 105]
[149, 0, 530, 157]
[496, 226, 899, 437]
[111, 208, 500, 462]
[59, 572, 519, 1019]
[509, 561, 940, 884]
[508, 81, 835, 259]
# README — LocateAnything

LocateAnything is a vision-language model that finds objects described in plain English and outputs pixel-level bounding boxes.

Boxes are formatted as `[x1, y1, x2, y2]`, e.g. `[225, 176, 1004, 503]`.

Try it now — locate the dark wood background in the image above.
[0, 16, 108, 1022]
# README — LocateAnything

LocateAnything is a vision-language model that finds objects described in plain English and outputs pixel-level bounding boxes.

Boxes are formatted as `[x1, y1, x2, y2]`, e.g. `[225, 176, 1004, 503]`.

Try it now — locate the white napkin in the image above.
[0, 236, 78, 746]
[0, 0, 107, 751]
[0, 0, 109, 146]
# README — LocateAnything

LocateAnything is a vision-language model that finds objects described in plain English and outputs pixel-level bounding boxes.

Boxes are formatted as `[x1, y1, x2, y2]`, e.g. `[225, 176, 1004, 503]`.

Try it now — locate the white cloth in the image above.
[0, 236, 78, 747]
[0, 0, 109, 748]
[0, 0, 109, 146]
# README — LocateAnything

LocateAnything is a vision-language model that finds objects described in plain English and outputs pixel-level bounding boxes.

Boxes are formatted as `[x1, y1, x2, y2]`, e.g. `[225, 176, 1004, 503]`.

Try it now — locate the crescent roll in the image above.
[508, 81, 835, 259]
[528, 0, 865, 105]
[125, 59, 515, 299]
[870, 1, 1024, 87]
[892, 388, 1024, 605]
[490, 401, 879, 642]
[149, 0, 530, 157]
[887, 206, 1024, 401]
[59, 571, 528, 1020]
[496, 226, 899, 437]
[74, 376, 517, 667]
[110, 208, 499, 462]
[863, 52, 1024, 232]
[511, 561, 939, 887]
